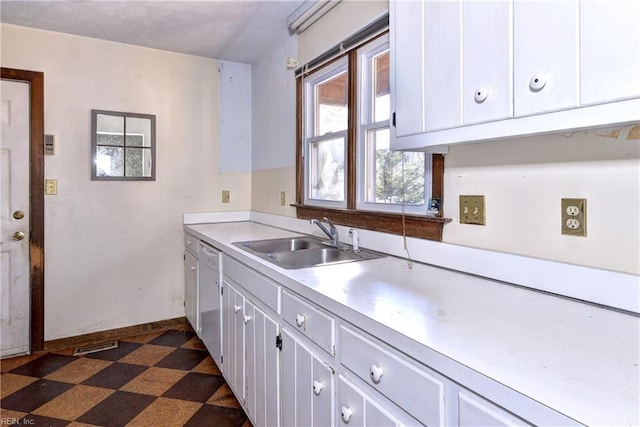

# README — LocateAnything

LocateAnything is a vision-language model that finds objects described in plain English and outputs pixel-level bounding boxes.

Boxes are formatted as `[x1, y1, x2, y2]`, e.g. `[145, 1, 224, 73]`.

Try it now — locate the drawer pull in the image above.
[233, 305, 241, 314]
[340, 406, 353, 423]
[529, 73, 547, 92]
[295, 314, 306, 328]
[313, 380, 324, 395]
[243, 314, 251, 324]
[369, 364, 384, 383]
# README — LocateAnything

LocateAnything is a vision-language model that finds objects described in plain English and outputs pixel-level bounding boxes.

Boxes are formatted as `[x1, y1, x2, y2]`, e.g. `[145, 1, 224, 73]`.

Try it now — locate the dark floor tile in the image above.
[155, 348, 208, 371]
[83, 341, 142, 361]
[81, 362, 147, 389]
[9, 354, 76, 378]
[149, 330, 196, 347]
[184, 403, 248, 427]
[162, 372, 225, 403]
[76, 390, 156, 427]
[1, 379, 73, 412]
[20, 413, 70, 427]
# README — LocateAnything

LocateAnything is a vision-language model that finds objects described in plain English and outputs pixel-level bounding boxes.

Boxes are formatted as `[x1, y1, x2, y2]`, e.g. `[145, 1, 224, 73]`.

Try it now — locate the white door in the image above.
[1, 79, 31, 358]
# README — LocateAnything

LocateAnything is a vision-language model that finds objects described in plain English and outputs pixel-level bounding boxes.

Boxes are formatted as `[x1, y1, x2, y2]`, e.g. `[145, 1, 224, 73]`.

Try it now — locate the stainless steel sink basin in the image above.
[233, 236, 385, 269]
[234, 237, 325, 253]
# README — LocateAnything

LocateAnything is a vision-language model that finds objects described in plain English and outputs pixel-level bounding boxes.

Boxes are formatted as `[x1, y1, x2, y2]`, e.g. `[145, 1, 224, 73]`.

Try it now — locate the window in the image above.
[296, 33, 448, 241]
[91, 110, 156, 181]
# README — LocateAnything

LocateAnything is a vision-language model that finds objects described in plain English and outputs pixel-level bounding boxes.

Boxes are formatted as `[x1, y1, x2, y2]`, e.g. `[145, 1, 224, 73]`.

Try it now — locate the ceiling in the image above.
[0, 0, 307, 64]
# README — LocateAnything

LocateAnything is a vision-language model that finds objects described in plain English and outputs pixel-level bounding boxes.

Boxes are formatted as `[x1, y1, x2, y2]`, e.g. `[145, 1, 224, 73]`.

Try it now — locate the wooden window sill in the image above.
[294, 204, 452, 242]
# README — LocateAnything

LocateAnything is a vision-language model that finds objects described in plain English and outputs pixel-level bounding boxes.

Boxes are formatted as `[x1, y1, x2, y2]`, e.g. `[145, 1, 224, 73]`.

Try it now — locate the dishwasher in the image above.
[198, 241, 222, 368]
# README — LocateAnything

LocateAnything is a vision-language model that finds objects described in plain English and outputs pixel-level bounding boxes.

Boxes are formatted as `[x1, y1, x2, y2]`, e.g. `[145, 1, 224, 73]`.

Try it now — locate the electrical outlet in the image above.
[222, 190, 230, 203]
[280, 191, 286, 207]
[459, 195, 486, 225]
[561, 198, 587, 236]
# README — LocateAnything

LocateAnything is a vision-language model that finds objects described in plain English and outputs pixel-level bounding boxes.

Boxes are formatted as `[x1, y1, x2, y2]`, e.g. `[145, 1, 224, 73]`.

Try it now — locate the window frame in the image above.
[295, 33, 450, 242]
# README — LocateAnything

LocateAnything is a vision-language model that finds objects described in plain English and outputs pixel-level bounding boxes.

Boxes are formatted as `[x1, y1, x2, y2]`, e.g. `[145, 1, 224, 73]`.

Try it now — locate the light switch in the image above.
[45, 179, 58, 195]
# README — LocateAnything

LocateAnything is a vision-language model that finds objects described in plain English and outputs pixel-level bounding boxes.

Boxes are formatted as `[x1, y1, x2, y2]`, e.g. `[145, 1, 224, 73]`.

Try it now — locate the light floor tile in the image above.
[31, 385, 114, 421]
[120, 367, 187, 396]
[127, 397, 202, 427]
[181, 336, 206, 351]
[191, 356, 221, 375]
[44, 358, 112, 384]
[0, 373, 38, 398]
[0, 354, 43, 373]
[207, 383, 242, 409]
[118, 344, 174, 366]
[0, 408, 28, 422]
[121, 331, 164, 344]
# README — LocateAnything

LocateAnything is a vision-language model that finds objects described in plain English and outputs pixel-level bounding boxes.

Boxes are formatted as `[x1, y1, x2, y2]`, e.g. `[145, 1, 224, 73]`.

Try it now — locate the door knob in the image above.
[13, 231, 25, 241]
[13, 211, 25, 220]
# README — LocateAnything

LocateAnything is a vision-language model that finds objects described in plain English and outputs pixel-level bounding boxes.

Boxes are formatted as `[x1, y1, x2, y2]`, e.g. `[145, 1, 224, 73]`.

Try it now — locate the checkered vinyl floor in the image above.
[0, 329, 251, 427]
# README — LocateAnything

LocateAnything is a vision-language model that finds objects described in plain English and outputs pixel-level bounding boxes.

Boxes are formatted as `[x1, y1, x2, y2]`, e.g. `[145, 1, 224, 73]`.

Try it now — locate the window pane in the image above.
[125, 147, 152, 177]
[96, 114, 124, 143]
[125, 134, 144, 147]
[373, 51, 390, 122]
[96, 146, 124, 177]
[126, 116, 152, 147]
[316, 71, 348, 135]
[309, 136, 345, 201]
[96, 132, 124, 147]
[365, 128, 425, 205]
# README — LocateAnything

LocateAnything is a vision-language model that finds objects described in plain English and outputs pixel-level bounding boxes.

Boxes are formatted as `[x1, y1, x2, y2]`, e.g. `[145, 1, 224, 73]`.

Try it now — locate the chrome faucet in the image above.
[310, 217, 340, 248]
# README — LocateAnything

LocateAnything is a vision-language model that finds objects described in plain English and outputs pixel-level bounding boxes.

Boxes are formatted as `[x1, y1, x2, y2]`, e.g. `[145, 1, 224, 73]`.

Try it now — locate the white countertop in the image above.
[186, 221, 640, 427]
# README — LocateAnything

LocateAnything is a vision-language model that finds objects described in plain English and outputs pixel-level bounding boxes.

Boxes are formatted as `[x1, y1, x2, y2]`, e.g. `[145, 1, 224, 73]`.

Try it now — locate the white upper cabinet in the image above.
[390, 0, 426, 137]
[513, 0, 579, 116]
[390, 0, 640, 150]
[580, 0, 640, 105]
[462, 0, 513, 125]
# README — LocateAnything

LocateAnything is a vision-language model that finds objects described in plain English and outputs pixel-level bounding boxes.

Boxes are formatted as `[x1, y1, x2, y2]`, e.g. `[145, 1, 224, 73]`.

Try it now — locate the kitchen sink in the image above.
[233, 236, 385, 269]
[235, 236, 324, 253]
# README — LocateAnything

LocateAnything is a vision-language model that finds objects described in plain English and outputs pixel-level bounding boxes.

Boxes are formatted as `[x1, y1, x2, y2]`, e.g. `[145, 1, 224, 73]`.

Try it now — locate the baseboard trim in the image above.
[43, 317, 191, 352]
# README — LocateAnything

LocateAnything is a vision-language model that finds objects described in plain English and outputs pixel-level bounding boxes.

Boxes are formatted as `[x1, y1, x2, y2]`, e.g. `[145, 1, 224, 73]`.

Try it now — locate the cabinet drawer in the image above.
[184, 232, 199, 255]
[223, 255, 280, 313]
[459, 390, 531, 427]
[281, 290, 335, 356]
[340, 325, 445, 426]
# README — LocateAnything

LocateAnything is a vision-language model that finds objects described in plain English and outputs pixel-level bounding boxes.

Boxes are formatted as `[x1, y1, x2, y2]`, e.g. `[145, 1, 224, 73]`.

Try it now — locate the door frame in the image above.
[1, 67, 45, 352]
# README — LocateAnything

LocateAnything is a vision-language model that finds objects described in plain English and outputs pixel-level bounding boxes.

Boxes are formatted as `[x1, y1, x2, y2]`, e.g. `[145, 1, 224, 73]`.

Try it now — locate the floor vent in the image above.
[73, 340, 118, 356]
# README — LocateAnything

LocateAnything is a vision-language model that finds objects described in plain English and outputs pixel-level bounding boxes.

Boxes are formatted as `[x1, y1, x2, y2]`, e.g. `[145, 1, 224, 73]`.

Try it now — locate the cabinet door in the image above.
[514, 0, 579, 117]
[390, 0, 425, 138]
[199, 266, 221, 367]
[424, 0, 462, 131]
[245, 301, 279, 427]
[580, 0, 640, 105]
[222, 281, 245, 402]
[338, 375, 401, 427]
[281, 328, 335, 427]
[184, 251, 199, 333]
[462, 0, 513, 125]
[458, 390, 531, 427]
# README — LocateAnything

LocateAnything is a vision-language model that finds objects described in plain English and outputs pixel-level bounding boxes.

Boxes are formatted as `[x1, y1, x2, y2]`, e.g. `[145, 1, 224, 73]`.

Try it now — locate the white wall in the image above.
[251, 28, 298, 216]
[1, 24, 251, 340]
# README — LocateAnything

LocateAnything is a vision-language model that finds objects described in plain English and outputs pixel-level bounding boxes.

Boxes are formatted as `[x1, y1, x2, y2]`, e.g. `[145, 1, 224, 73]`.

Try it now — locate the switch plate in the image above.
[459, 195, 486, 225]
[222, 190, 230, 203]
[45, 179, 58, 195]
[561, 198, 586, 236]
[280, 191, 286, 206]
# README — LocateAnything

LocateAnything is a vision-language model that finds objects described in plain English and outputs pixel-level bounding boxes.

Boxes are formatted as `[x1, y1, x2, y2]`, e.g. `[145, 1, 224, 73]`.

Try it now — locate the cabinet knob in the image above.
[474, 87, 489, 103]
[295, 314, 306, 328]
[529, 73, 547, 92]
[369, 364, 384, 383]
[313, 380, 324, 395]
[13, 231, 25, 241]
[190, 265, 196, 271]
[340, 406, 353, 423]
[186, 240, 192, 245]
[233, 305, 241, 313]
[243, 314, 251, 324]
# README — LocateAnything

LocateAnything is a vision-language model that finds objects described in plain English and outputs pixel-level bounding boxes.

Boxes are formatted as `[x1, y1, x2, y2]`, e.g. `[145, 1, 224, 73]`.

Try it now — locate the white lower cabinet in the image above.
[245, 300, 279, 427]
[338, 374, 409, 427]
[458, 390, 531, 427]
[184, 233, 199, 334]
[281, 327, 334, 427]
[222, 281, 245, 402]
